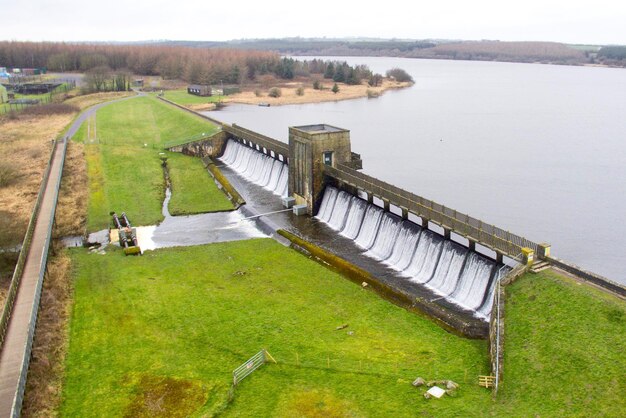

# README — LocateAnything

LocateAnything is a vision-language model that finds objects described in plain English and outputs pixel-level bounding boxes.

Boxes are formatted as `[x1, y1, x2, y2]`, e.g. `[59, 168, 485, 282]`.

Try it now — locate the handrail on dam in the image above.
[225, 124, 290, 157]
[324, 164, 538, 258]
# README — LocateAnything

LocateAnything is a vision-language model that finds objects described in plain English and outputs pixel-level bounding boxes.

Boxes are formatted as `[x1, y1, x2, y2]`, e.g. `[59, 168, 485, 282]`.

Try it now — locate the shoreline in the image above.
[219, 79, 412, 107]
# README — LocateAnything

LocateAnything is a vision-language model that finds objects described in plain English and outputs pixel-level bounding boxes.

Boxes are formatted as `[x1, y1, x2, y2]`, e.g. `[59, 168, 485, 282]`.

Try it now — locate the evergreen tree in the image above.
[324, 62, 334, 79]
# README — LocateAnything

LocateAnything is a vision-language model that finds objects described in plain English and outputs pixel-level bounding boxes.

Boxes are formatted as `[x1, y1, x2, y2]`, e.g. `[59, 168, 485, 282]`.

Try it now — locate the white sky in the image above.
[1, 0, 625, 45]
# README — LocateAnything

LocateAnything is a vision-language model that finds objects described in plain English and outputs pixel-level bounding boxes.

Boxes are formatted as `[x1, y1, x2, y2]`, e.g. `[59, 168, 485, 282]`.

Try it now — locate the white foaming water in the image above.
[475, 266, 511, 320]
[366, 212, 402, 260]
[341, 197, 367, 239]
[354, 205, 384, 249]
[403, 230, 444, 283]
[328, 191, 352, 230]
[385, 222, 421, 271]
[313, 186, 509, 321]
[448, 253, 496, 311]
[267, 160, 284, 190]
[219, 140, 288, 197]
[425, 241, 467, 296]
[315, 186, 338, 222]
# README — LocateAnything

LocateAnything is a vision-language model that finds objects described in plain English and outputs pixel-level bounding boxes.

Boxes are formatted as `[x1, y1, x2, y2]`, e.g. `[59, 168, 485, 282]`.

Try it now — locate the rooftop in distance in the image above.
[291, 124, 348, 134]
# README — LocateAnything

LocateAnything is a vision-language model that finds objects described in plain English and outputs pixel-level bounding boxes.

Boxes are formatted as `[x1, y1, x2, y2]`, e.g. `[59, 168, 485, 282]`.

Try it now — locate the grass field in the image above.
[167, 153, 233, 215]
[73, 96, 226, 230]
[499, 269, 626, 417]
[61, 242, 626, 417]
[62, 240, 493, 417]
[160, 89, 225, 106]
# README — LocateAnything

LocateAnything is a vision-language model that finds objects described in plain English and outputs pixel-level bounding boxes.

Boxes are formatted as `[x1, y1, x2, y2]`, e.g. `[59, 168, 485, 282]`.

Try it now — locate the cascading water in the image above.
[315, 187, 338, 223]
[327, 191, 352, 230]
[385, 222, 421, 271]
[425, 241, 467, 296]
[341, 197, 367, 239]
[366, 212, 402, 260]
[403, 230, 444, 283]
[354, 205, 384, 249]
[448, 253, 496, 311]
[219, 140, 288, 197]
[316, 186, 503, 321]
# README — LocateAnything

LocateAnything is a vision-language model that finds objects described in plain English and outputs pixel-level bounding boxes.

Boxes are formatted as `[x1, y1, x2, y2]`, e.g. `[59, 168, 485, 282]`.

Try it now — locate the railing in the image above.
[0, 139, 62, 348]
[232, 349, 275, 386]
[325, 164, 538, 257]
[225, 124, 289, 157]
[162, 130, 222, 149]
[491, 255, 526, 395]
[0, 137, 68, 418]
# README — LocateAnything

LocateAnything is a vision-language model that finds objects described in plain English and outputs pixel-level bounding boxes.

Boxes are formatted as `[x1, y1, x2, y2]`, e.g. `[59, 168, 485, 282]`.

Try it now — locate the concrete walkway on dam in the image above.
[214, 160, 488, 333]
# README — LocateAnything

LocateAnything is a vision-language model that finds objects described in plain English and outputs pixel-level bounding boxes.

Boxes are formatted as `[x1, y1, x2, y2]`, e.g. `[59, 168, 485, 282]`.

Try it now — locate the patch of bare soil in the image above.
[53, 141, 88, 238]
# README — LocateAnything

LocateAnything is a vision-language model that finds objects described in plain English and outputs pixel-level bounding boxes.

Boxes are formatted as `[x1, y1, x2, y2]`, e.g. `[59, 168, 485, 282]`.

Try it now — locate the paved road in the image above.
[0, 94, 138, 417]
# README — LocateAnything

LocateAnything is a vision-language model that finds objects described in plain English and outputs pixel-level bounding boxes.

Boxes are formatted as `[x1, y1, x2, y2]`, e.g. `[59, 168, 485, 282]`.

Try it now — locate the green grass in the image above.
[160, 89, 225, 106]
[61, 243, 626, 417]
[62, 240, 493, 417]
[74, 96, 222, 230]
[497, 270, 626, 417]
[166, 152, 233, 215]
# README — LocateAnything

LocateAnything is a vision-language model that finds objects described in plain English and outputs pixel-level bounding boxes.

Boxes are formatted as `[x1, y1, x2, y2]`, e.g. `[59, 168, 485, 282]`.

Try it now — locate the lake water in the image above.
[206, 57, 626, 284]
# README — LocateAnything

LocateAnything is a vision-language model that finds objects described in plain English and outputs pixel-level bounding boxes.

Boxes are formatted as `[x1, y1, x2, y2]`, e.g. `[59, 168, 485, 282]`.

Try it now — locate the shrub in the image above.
[368, 73, 383, 87]
[254, 89, 263, 97]
[268, 87, 282, 98]
[385, 68, 414, 83]
[313, 80, 321, 90]
[296, 87, 304, 96]
[366, 89, 381, 98]
[21, 103, 78, 116]
[0, 161, 17, 187]
[332, 83, 339, 94]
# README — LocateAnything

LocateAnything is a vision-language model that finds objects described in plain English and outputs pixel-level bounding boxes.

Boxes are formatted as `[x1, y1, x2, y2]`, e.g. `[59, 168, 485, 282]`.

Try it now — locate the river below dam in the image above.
[206, 57, 626, 284]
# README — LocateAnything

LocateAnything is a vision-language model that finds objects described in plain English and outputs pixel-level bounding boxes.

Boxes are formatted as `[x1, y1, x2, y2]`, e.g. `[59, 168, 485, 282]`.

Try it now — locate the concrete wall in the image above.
[167, 131, 228, 158]
[547, 257, 626, 297]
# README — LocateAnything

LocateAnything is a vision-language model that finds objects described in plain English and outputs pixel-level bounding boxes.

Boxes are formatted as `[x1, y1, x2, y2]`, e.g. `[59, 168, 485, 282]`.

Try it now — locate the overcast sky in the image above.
[2, 0, 625, 45]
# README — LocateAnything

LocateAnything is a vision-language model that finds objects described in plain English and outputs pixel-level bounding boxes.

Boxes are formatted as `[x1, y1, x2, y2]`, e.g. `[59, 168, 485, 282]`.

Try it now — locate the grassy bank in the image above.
[60, 242, 626, 417]
[498, 269, 626, 416]
[160, 89, 225, 107]
[166, 153, 233, 215]
[62, 240, 492, 417]
[74, 96, 227, 230]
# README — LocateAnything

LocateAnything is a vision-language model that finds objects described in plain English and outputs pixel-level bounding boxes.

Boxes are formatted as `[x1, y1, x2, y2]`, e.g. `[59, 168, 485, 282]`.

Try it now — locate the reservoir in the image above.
[207, 57, 626, 284]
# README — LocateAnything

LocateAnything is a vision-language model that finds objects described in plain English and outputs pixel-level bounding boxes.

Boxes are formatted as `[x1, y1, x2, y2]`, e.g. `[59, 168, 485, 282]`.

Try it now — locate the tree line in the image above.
[0, 42, 381, 87]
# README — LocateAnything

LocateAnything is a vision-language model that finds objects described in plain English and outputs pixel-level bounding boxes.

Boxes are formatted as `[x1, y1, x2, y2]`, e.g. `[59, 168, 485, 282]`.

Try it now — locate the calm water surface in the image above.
[206, 57, 626, 284]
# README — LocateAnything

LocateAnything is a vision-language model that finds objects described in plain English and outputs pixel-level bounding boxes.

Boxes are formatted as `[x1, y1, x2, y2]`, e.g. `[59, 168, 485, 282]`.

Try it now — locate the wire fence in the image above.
[0, 82, 75, 114]
[252, 349, 478, 385]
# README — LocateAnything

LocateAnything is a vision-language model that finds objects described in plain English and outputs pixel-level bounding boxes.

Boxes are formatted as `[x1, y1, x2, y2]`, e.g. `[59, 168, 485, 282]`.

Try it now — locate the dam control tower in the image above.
[288, 124, 358, 214]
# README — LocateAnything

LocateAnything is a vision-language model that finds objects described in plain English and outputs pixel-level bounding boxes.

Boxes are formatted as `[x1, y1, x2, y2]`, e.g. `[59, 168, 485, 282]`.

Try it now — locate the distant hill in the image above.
[152, 38, 625, 67]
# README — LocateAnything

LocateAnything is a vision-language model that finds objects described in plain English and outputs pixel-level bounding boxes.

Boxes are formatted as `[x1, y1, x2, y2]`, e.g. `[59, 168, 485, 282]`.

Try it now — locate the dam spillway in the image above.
[316, 186, 501, 320]
[220, 139, 289, 197]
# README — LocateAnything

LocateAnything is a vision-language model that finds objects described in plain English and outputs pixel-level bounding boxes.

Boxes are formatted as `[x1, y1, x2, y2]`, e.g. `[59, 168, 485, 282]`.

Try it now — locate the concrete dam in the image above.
[169, 118, 550, 333]
[316, 186, 501, 320]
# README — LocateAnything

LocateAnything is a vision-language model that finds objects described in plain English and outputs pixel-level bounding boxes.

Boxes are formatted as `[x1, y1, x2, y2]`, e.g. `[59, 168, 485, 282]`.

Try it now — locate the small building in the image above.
[187, 85, 212, 96]
[132, 79, 144, 88]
